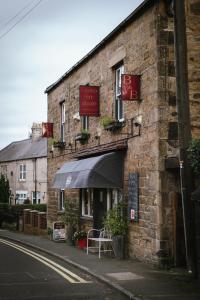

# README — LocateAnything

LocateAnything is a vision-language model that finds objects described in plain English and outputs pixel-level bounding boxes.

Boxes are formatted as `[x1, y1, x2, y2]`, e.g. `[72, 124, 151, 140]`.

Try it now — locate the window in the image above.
[107, 188, 122, 210]
[16, 191, 28, 204]
[81, 189, 93, 217]
[60, 101, 65, 142]
[82, 116, 89, 131]
[81, 188, 122, 218]
[115, 64, 124, 120]
[19, 164, 26, 181]
[32, 191, 41, 204]
[59, 190, 65, 211]
[1, 165, 7, 176]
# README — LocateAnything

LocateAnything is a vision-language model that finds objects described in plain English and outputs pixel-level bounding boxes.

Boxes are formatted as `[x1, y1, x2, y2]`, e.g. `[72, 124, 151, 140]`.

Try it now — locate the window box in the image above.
[104, 120, 125, 132]
[53, 141, 66, 149]
[75, 131, 90, 144]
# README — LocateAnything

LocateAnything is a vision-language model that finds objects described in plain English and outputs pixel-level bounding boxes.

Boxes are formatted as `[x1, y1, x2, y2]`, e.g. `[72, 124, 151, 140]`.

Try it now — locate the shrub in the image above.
[104, 202, 128, 236]
[187, 139, 200, 176]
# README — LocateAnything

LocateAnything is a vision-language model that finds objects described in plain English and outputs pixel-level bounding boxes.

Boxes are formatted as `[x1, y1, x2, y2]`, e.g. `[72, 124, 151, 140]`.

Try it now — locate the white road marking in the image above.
[0, 239, 89, 284]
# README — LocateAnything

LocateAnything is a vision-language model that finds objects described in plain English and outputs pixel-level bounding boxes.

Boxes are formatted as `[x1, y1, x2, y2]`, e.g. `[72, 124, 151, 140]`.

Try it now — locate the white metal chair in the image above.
[87, 228, 113, 258]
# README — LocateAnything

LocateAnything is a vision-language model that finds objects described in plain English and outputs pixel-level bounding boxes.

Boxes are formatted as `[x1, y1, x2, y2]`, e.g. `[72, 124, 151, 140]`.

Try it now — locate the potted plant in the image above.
[100, 115, 125, 132]
[62, 199, 78, 246]
[104, 202, 128, 259]
[73, 230, 87, 249]
[75, 129, 90, 144]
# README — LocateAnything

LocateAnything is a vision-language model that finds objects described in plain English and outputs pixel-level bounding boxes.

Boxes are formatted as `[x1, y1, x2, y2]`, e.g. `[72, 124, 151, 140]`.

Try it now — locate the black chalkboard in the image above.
[128, 173, 139, 222]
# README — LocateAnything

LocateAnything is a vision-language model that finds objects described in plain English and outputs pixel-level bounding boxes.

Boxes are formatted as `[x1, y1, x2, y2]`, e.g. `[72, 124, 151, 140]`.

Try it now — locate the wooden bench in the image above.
[86, 228, 113, 258]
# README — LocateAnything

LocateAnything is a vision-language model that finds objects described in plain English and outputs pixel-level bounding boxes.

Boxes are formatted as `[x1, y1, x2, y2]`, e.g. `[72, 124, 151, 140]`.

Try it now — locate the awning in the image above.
[52, 152, 124, 189]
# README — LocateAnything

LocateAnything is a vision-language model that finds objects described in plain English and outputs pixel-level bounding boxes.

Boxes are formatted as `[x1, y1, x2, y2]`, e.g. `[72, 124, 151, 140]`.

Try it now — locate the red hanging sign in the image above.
[79, 85, 99, 116]
[42, 122, 53, 138]
[121, 74, 141, 101]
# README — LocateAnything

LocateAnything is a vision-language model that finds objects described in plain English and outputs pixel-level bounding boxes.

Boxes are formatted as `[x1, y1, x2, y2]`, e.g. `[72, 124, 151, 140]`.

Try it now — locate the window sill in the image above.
[57, 210, 65, 215]
[80, 215, 93, 220]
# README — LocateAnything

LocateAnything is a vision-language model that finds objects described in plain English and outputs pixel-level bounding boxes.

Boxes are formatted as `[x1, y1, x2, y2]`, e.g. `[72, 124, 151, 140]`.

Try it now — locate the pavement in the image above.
[0, 229, 199, 300]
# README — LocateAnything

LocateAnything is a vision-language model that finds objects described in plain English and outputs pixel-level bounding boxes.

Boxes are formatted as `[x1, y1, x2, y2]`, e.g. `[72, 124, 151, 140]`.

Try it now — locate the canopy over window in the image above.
[52, 152, 124, 189]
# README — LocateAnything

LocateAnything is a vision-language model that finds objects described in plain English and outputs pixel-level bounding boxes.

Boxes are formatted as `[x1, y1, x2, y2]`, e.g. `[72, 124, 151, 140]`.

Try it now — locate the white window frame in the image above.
[61, 101, 65, 142]
[107, 188, 122, 210]
[19, 164, 26, 181]
[82, 116, 89, 131]
[16, 191, 28, 204]
[81, 189, 93, 218]
[115, 64, 124, 121]
[81, 188, 122, 218]
[32, 191, 41, 204]
[59, 189, 65, 211]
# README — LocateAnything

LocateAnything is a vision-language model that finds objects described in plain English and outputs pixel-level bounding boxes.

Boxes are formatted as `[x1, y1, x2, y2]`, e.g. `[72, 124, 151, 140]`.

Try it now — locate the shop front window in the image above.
[81, 189, 93, 217]
[81, 188, 122, 218]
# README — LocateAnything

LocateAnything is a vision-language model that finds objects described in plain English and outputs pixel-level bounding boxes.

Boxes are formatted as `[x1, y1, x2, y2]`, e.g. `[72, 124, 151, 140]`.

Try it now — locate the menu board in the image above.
[128, 173, 139, 222]
[53, 221, 66, 241]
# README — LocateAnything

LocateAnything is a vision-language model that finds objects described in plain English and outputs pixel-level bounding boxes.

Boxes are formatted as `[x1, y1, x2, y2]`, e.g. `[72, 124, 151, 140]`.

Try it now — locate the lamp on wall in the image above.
[133, 115, 142, 127]
[73, 112, 80, 121]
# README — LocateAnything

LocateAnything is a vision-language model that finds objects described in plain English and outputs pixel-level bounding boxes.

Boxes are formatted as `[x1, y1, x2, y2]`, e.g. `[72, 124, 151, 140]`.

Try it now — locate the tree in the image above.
[0, 174, 11, 204]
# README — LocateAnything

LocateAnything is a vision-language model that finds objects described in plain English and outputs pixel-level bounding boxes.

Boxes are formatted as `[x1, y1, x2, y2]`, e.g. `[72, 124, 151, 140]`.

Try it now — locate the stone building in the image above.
[45, 0, 200, 265]
[0, 123, 47, 205]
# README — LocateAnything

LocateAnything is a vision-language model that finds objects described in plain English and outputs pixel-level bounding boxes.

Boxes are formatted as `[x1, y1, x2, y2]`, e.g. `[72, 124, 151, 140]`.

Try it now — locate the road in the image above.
[0, 238, 127, 300]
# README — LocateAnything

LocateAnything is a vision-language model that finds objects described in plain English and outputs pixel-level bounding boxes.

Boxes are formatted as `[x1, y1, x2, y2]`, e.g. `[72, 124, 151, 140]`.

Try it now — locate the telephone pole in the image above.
[173, 0, 197, 277]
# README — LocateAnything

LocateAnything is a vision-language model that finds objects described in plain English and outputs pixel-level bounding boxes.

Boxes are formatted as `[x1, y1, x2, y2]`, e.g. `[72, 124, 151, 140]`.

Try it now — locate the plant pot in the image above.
[77, 238, 87, 249]
[112, 235, 125, 259]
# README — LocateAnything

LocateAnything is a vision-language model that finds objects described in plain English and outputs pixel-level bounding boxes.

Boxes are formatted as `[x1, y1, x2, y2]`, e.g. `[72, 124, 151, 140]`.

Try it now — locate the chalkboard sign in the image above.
[128, 173, 139, 222]
[53, 221, 66, 241]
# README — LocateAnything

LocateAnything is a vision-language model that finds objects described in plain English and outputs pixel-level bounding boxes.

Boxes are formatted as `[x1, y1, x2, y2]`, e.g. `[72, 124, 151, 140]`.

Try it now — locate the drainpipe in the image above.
[34, 158, 37, 204]
[173, 0, 197, 277]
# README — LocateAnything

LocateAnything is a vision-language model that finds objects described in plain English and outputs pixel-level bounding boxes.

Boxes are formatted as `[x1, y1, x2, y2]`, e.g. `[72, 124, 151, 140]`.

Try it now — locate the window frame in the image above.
[58, 189, 65, 211]
[16, 191, 28, 204]
[19, 164, 26, 181]
[82, 116, 89, 131]
[115, 64, 124, 121]
[60, 101, 65, 142]
[81, 189, 93, 218]
[32, 191, 41, 204]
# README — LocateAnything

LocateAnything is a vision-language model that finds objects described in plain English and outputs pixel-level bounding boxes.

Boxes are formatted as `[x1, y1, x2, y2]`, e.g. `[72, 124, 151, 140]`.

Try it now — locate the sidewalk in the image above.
[0, 229, 199, 300]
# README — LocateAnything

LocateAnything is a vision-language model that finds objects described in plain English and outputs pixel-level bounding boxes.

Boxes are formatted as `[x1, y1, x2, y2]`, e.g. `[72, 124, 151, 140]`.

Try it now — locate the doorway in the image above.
[93, 189, 107, 230]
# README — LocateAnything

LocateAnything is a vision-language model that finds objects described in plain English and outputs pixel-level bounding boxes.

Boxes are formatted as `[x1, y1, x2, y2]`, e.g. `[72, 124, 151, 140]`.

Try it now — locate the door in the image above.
[93, 189, 107, 230]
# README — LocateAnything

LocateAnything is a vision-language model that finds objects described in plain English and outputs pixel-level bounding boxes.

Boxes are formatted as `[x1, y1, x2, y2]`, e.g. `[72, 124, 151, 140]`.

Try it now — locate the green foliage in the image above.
[0, 203, 47, 228]
[62, 198, 78, 227]
[187, 139, 200, 176]
[10, 204, 47, 214]
[100, 115, 115, 128]
[73, 230, 87, 241]
[104, 202, 128, 236]
[0, 174, 11, 203]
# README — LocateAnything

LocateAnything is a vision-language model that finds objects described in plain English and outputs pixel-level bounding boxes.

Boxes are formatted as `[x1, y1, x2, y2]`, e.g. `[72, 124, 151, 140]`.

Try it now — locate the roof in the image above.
[45, 0, 155, 94]
[0, 137, 47, 162]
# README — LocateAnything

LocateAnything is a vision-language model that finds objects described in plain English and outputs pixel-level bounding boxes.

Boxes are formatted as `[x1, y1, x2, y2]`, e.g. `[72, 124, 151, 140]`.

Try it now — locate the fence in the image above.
[23, 209, 47, 235]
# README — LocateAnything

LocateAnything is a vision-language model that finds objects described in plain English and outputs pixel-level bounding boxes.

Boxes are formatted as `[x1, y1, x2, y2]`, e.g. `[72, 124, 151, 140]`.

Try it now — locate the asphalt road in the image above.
[0, 238, 127, 300]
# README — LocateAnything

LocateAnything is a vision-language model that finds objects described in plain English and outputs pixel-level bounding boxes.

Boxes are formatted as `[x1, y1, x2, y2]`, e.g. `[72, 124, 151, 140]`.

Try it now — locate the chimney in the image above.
[31, 123, 42, 141]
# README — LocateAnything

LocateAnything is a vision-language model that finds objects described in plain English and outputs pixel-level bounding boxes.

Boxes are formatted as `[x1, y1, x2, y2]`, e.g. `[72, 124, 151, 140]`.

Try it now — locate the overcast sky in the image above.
[0, 0, 143, 150]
